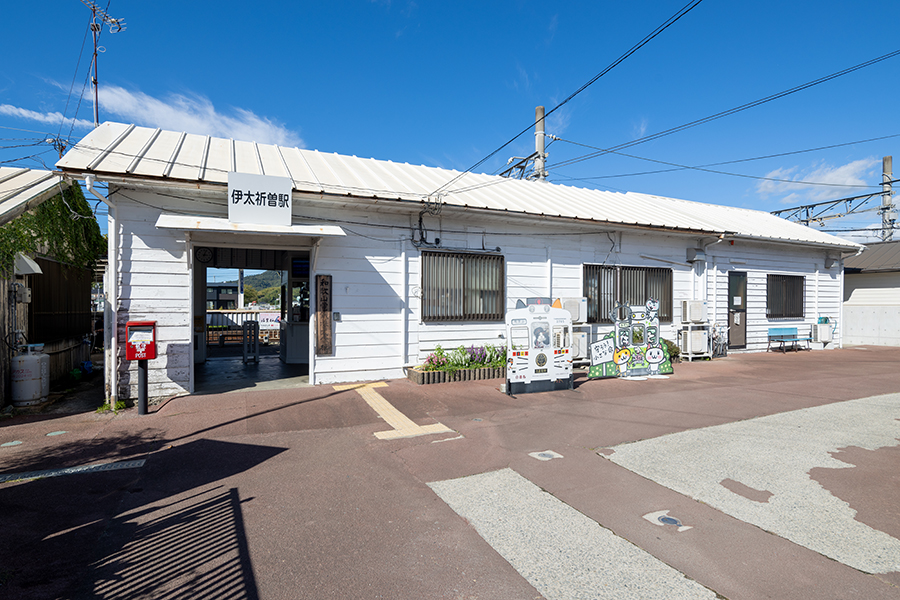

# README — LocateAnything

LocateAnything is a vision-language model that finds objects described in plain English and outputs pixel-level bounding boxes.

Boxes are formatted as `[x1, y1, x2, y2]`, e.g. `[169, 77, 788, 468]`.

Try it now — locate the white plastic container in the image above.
[11, 346, 50, 406]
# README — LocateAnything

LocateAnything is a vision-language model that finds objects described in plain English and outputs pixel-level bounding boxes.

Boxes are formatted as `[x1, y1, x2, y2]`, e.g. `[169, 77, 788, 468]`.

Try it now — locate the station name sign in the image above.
[228, 172, 292, 227]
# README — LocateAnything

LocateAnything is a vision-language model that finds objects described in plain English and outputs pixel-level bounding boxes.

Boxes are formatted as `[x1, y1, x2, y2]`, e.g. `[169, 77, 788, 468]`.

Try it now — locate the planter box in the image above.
[407, 366, 506, 385]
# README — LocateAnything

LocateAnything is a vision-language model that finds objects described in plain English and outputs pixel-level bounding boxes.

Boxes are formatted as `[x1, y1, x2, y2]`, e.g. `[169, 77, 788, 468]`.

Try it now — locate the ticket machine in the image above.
[505, 303, 573, 394]
[280, 253, 310, 364]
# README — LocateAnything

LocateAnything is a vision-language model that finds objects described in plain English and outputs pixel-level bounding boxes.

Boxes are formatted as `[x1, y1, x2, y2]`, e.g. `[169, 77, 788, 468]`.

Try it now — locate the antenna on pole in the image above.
[80, 0, 126, 129]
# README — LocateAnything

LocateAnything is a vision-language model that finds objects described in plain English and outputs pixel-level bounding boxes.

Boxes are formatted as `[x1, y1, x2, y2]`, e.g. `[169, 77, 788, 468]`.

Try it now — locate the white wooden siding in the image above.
[108, 186, 847, 394]
[112, 190, 193, 400]
[705, 245, 843, 351]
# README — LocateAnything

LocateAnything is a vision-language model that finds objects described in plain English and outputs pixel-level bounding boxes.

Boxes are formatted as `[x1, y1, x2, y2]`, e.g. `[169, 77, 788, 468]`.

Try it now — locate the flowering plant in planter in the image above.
[409, 344, 507, 385]
[420, 344, 506, 375]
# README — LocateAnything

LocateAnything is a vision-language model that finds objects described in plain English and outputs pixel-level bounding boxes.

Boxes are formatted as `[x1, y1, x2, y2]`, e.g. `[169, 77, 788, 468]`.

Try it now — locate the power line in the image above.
[551, 48, 900, 171]
[57, 11, 93, 141]
[550, 135, 887, 188]
[820, 225, 898, 233]
[429, 0, 705, 197]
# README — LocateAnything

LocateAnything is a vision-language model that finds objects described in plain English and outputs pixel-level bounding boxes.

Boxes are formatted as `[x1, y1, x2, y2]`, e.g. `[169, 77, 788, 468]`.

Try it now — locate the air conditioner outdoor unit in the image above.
[561, 297, 588, 324]
[813, 323, 833, 343]
[571, 331, 588, 359]
[681, 300, 708, 324]
[680, 329, 709, 354]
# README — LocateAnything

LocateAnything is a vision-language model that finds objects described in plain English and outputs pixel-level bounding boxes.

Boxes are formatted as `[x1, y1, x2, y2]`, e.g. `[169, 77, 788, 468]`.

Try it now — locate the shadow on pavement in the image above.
[0, 439, 286, 600]
[0, 430, 165, 475]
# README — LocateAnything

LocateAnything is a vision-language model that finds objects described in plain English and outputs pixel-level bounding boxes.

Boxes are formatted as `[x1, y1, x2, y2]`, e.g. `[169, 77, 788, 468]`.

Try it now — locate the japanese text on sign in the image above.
[316, 275, 333, 355]
[227, 172, 292, 226]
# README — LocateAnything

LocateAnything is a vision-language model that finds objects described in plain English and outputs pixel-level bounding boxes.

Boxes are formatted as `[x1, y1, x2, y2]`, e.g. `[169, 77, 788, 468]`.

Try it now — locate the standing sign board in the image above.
[588, 298, 674, 379]
[228, 172, 292, 226]
[505, 303, 573, 395]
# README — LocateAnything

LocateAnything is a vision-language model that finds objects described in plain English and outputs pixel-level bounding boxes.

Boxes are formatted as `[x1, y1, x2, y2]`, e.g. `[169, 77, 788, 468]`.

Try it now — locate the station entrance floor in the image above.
[194, 344, 309, 394]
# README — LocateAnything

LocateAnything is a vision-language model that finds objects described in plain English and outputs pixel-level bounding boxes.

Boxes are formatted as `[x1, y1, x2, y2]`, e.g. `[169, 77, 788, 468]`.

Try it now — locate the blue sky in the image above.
[2, 0, 899, 253]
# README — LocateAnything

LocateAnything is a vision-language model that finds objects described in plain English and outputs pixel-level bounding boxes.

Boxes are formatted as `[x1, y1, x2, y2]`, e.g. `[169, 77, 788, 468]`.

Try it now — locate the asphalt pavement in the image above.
[1, 346, 899, 599]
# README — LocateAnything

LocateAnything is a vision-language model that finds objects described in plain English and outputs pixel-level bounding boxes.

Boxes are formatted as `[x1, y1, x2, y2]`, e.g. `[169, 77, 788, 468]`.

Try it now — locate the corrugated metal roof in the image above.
[844, 240, 900, 272]
[57, 122, 861, 250]
[0, 167, 69, 226]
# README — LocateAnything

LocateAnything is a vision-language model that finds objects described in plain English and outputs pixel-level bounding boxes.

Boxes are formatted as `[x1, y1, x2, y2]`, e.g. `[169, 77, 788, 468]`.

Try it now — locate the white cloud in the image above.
[0, 104, 93, 130]
[633, 118, 648, 140]
[756, 158, 879, 204]
[546, 105, 571, 139]
[2, 86, 304, 148]
[99, 86, 303, 147]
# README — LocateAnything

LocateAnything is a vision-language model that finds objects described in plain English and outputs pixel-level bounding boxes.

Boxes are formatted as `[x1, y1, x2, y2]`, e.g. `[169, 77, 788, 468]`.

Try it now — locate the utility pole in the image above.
[882, 156, 895, 242]
[534, 106, 547, 181]
[500, 106, 550, 180]
[81, 1, 126, 128]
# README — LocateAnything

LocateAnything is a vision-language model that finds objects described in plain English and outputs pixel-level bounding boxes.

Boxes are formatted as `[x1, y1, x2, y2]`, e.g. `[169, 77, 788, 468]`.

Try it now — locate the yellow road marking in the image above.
[334, 381, 454, 440]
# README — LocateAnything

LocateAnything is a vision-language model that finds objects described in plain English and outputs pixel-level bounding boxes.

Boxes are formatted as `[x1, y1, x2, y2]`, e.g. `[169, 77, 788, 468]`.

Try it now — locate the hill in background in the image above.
[224, 270, 281, 289]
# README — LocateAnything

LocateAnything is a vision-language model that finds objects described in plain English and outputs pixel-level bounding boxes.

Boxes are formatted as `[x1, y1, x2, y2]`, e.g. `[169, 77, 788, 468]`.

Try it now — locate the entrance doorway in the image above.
[728, 271, 747, 349]
[192, 246, 311, 394]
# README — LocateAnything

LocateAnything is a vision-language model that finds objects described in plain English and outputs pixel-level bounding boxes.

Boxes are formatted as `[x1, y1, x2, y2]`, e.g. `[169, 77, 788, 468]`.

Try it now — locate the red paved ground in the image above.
[0, 346, 898, 599]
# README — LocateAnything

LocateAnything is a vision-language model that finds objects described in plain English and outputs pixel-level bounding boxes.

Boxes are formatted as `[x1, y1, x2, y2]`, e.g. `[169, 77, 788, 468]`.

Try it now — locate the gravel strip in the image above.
[429, 468, 716, 600]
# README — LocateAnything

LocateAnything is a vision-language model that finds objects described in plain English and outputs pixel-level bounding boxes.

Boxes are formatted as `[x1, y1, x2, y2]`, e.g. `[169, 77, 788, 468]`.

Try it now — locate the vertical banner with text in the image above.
[316, 274, 333, 355]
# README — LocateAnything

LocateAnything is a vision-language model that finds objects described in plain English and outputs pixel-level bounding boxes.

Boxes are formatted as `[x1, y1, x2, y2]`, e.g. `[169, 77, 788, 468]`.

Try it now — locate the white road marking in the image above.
[429, 468, 716, 600]
[608, 393, 900, 574]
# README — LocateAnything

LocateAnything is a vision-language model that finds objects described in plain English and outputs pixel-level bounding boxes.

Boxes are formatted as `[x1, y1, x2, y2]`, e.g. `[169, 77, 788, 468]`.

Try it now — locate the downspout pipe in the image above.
[701, 234, 725, 316]
[85, 175, 118, 405]
[703, 234, 726, 253]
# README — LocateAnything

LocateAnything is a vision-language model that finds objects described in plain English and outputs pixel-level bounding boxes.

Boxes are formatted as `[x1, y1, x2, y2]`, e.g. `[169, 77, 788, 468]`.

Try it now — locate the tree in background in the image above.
[257, 286, 280, 306]
[0, 185, 105, 275]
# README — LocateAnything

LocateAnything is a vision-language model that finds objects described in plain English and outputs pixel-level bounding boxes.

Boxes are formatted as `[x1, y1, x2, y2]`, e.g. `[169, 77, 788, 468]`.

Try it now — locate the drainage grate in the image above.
[0, 459, 146, 484]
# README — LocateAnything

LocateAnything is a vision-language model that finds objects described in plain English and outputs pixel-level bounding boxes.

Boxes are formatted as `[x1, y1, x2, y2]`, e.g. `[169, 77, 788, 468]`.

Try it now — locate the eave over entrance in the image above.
[155, 214, 345, 237]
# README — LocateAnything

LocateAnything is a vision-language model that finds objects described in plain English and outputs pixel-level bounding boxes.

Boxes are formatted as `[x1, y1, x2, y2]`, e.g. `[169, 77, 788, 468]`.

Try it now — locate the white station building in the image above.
[56, 122, 862, 402]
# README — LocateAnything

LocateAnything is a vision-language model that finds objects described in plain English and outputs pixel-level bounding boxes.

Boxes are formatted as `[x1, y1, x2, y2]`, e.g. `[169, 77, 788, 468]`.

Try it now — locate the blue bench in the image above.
[767, 326, 812, 352]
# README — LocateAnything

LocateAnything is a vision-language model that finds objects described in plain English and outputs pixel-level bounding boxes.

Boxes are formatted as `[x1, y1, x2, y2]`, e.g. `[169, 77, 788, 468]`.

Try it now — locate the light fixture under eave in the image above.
[14, 253, 42, 276]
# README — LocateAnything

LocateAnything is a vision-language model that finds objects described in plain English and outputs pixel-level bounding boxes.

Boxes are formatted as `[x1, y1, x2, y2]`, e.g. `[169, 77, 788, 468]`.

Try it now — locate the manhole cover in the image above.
[528, 450, 563, 461]
[659, 515, 681, 526]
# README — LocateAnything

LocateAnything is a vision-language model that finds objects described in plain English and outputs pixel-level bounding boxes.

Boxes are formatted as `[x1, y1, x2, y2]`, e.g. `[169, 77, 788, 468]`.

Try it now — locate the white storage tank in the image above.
[11, 345, 50, 407]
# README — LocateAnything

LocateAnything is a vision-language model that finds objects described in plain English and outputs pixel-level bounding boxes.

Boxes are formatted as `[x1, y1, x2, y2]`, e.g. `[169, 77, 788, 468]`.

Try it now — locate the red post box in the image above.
[125, 321, 157, 361]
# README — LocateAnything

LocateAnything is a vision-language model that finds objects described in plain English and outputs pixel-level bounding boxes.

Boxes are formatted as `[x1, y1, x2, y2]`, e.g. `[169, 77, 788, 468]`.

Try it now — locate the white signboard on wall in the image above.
[228, 172, 292, 226]
[258, 312, 281, 331]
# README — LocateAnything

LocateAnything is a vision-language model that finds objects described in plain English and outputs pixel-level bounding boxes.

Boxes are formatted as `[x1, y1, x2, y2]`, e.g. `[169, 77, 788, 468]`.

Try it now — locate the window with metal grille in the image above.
[767, 274, 804, 318]
[421, 251, 505, 322]
[583, 265, 673, 323]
